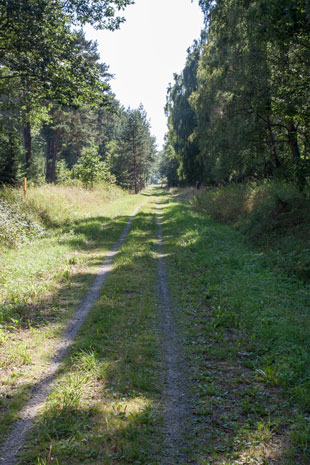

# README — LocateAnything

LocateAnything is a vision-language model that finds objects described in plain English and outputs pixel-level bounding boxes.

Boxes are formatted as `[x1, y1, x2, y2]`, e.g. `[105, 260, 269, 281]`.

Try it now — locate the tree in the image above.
[110, 106, 156, 192]
[163, 0, 310, 187]
[159, 143, 179, 187]
[165, 41, 202, 185]
[74, 144, 110, 188]
[0, 0, 132, 181]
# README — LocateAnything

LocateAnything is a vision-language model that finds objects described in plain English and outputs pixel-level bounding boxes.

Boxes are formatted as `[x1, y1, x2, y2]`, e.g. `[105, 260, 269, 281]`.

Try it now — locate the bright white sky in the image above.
[85, 0, 204, 150]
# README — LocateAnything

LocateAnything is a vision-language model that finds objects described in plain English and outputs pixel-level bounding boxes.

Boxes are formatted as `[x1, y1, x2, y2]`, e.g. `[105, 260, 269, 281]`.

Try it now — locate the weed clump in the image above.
[0, 198, 44, 249]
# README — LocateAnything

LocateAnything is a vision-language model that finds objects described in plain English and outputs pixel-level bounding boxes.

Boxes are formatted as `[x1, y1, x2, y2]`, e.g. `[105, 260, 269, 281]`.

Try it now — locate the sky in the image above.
[85, 0, 204, 150]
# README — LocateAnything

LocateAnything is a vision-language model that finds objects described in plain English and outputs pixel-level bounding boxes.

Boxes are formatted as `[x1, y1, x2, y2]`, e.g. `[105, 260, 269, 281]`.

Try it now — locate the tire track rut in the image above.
[157, 197, 195, 464]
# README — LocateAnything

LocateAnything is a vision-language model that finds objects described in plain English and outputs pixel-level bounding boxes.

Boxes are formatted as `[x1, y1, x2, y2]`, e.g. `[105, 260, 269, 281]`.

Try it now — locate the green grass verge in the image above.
[192, 180, 310, 281]
[19, 196, 163, 465]
[161, 189, 310, 464]
[0, 188, 147, 443]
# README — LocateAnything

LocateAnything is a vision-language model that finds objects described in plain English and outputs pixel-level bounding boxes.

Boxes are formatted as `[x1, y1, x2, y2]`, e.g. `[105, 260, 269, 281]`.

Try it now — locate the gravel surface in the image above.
[157, 198, 196, 465]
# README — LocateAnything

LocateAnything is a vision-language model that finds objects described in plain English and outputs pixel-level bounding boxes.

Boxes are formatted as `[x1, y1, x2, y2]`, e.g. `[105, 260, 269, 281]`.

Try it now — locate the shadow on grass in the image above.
[160, 199, 310, 464]
[17, 201, 298, 464]
[24, 399, 158, 464]
[10, 206, 162, 465]
[0, 209, 160, 462]
[2, 196, 308, 464]
[0, 210, 155, 331]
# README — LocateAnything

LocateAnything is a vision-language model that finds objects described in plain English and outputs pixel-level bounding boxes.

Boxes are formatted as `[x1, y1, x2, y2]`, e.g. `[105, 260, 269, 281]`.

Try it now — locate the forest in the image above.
[161, 0, 310, 188]
[0, 0, 156, 192]
[2, 1, 310, 464]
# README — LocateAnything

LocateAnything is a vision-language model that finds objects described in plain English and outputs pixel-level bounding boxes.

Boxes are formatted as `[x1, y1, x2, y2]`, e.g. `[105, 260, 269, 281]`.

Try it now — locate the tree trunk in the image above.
[287, 121, 300, 159]
[50, 132, 61, 183]
[23, 120, 32, 172]
[45, 137, 53, 182]
[266, 120, 280, 170]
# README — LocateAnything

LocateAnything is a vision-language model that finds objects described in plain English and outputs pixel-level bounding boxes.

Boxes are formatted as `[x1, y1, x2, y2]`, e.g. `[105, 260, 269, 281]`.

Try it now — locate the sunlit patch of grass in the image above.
[19, 198, 163, 465]
[1, 340, 32, 367]
[0, 187, 148, 444]
[0, 183, 126, 235]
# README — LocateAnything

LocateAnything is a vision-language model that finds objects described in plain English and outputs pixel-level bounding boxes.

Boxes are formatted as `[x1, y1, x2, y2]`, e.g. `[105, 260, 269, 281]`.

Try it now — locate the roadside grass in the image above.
[192, 180, 310, 280]
[0, 186, 147, 443]
[161, 190, 310, 464]
[0, 182, 125, 236]
[19, 198, 163, 465]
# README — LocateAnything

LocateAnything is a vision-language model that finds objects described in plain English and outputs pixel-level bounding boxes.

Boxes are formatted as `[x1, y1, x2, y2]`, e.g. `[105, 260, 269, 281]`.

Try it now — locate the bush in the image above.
[74, 145, 114, 188]
[193, 183, 248, 223]
[241, 181, 306, 237]
[0, 197, 44, 248]
[193, 180, 307, 232]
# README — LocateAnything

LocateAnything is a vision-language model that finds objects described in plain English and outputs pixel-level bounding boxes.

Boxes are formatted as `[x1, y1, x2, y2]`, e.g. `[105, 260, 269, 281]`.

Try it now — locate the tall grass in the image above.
[193, 181, 307, 228]
[163, 190, 310, 463]
[192, 180, 310, 279]
[0, 183, 125, 249]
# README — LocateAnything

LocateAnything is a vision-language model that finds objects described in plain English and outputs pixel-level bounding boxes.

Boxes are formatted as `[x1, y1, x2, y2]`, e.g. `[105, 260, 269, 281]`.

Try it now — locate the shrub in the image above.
[0, 198, 44, 248]
[193, 183, 248, 223]
[74, 145, 114, 188]
[193, 180, 307, 233]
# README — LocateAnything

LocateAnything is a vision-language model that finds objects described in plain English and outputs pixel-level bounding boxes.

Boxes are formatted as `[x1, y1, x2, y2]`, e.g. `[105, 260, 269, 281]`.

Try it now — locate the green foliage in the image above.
[193, 180, 310, 280]
[16, 195, 162, 465]
[55, 160, 71, 184]
[0, 183, 126, 252]
[159, 143, 179, 186]
[0, 1, 125, 180]
[61, 0, 134, 30]
[110, 106, 157, 193]
[165, 42, 202, 185]
[0, 194, 45, 249]
[0, 186, 146, 448]
[162, 189, 310, 462]
[74, 145, 112, 188]
[0, 129, 23, 185]
[164, 0, 310, 188]
[0, 0, 157, 190]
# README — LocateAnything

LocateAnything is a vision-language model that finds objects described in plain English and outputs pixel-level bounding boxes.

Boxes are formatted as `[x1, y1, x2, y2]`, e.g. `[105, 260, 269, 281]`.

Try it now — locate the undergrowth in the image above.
[0, 183, 125, 250]
[192, 180, 310, 279]
[0, 184, 145, 444]
[0, 198, 44, 248]
[19, 198, 162, 465]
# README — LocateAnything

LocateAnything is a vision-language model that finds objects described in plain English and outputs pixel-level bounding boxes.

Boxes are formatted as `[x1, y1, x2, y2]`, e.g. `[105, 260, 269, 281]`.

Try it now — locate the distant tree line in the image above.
[161, 0, 310, 188]
[0, 0, 156, 192]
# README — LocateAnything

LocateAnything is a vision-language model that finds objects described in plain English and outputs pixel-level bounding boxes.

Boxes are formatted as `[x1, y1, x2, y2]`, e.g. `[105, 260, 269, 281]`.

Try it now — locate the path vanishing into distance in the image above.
[0, 187, 308, 465]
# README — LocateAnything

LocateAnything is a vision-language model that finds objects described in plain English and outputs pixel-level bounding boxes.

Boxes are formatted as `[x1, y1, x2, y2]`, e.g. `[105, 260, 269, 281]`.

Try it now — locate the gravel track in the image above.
[157, 197, 194, 464]
[0, 198, 149, 465]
